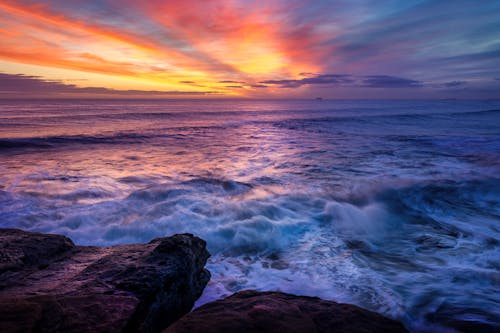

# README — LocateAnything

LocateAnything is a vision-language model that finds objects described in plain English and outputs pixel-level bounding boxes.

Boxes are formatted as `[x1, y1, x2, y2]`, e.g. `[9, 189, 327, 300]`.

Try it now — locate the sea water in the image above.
[0, 99, 499, 331]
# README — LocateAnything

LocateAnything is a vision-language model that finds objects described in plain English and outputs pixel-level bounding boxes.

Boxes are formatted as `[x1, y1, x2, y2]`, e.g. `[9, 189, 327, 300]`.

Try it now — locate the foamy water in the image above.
[1, 99, 499, 332]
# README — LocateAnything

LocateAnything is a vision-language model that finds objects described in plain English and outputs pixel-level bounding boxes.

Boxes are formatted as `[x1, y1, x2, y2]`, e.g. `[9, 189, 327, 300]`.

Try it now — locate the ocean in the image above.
[0, 99, 499, 331]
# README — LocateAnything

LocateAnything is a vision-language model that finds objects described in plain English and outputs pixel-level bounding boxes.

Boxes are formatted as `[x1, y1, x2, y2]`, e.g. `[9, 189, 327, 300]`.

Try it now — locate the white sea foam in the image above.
[1, 100, 499, 331]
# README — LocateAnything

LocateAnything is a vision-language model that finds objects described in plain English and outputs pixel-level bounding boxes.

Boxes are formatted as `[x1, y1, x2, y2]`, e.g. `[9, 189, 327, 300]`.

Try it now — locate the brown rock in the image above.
[164, 290, 408, 333]
[0, 228, 74, 274]
[0, 228, 210, 333]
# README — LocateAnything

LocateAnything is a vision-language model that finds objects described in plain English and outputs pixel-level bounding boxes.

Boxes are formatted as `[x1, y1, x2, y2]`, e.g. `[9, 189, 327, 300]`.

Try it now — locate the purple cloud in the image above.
[443, 81, 467, 87]
[0, 73, 217, 97]
[360, 75, 423, 88]
[261, 73, 422, 89]
[218, 80, 244, 84]
[261, 74, 354, 88]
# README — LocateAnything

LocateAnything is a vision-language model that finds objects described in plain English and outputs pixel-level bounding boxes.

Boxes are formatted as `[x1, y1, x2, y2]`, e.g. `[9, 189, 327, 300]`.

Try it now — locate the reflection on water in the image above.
[1, 99, 499, 332]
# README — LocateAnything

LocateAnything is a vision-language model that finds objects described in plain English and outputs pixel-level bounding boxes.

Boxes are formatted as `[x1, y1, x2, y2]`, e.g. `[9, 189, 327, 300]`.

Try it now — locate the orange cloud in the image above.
[0, 0, 332, 96]
[137, 1, 322, 78]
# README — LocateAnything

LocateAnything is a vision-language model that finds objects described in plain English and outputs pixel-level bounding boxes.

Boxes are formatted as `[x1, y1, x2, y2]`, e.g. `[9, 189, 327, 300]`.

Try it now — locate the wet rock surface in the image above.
[164, 290, 408, 333]
[0, 228, 210, 333]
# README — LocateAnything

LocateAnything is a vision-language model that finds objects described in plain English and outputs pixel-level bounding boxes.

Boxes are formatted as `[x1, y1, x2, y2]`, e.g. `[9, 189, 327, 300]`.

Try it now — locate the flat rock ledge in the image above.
[0, 228, 210, 333]
[165, 290, 408, 333]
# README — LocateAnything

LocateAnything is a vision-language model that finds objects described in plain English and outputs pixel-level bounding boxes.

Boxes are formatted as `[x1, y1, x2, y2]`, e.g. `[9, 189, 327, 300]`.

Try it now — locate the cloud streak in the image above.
[261, 74, 423, 88]
[0, 73, 218, 97]
[361, 75, 422, 88]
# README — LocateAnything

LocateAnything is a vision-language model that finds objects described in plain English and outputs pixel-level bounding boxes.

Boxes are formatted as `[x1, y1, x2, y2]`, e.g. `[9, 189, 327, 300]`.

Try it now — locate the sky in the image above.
[0, 0, 499, 99]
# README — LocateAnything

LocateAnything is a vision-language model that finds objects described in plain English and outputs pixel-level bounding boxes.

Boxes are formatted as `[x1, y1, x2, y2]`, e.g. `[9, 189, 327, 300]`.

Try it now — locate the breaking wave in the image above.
[1, 99, 499, 332]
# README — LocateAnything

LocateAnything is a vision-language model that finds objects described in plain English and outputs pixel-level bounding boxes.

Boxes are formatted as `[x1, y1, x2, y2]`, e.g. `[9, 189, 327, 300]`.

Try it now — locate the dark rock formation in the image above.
[164, 290, 408, 333]
[0, 228, 210, 333]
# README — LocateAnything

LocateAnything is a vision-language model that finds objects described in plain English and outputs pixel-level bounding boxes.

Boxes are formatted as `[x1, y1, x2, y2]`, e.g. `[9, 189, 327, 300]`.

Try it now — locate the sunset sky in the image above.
[0, 0, 499, 98]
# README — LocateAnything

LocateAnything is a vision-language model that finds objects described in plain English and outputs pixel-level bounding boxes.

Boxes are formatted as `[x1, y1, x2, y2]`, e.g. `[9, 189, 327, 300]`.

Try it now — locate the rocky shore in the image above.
[0, 228, 210, 332]
[0, 228, 407, 332]
[165, 290, 407, 333]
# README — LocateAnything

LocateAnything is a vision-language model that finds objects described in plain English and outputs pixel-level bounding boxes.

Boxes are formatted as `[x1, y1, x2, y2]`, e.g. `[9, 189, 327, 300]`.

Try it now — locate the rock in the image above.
[164, 290, 408, 333]
[0, 228, 74, 274]
[0, 228, 210, 333]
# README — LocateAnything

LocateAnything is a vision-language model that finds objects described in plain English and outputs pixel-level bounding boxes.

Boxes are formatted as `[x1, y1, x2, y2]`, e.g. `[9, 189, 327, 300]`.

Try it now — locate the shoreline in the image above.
[0, 228, 408, 333]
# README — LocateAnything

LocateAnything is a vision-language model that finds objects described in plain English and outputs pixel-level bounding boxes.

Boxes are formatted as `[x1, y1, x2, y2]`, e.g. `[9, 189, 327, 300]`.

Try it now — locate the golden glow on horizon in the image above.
[0, 0, 321, 97]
